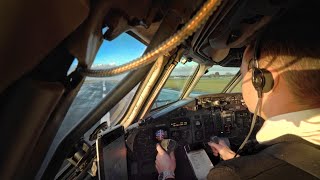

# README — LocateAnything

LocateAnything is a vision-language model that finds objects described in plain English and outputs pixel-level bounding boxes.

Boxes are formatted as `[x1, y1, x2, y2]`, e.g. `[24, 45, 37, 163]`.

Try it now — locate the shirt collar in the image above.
[256, 108, 320, 145]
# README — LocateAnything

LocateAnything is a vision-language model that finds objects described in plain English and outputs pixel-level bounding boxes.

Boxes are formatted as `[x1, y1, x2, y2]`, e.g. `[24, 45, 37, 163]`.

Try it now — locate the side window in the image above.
[54, 33, 146, 143]
[153, 61, 198, 108]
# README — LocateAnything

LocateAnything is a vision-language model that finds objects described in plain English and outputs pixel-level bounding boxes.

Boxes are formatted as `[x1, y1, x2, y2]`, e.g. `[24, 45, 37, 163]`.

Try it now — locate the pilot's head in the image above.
[240, 5, 320, 119]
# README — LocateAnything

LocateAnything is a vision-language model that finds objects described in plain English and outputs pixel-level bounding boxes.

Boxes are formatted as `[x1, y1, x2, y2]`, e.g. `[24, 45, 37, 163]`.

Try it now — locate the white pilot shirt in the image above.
[256, 108, 320, 146]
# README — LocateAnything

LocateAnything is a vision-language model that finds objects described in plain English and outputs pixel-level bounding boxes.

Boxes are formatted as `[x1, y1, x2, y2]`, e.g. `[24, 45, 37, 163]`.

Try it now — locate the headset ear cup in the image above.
[261, 69, 274, 93]
[252, 68, 265, 91]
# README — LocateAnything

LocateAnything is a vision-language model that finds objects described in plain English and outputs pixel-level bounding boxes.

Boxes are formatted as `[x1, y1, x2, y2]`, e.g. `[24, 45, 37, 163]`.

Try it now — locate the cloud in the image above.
[171, 64, 198, 76]
[170, 64, 239, 76]
[86, 62, 128, 81]
[91, 62, 117, 69]
[206, 66, 239, 75]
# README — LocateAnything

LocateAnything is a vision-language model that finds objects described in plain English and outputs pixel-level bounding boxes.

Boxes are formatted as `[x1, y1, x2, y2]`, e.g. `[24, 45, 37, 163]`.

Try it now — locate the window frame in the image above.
[150, 61, 201, 111]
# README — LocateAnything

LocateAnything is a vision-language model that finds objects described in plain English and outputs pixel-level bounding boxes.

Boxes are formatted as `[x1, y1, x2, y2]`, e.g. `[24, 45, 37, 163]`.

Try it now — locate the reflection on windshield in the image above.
[153, 62, 198, 108]
[191, 66, 240, 96]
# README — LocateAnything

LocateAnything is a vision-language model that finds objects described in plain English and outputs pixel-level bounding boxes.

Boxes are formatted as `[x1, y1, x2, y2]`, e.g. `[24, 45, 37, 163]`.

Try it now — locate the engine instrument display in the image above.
[170, 118, 190, 127]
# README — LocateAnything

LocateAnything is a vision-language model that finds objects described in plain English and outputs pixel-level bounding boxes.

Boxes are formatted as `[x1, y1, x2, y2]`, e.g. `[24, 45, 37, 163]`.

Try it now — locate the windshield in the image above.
[153, 61, 198, 108]
[190, 65, 240, 96]
[55, 33, 146, 142]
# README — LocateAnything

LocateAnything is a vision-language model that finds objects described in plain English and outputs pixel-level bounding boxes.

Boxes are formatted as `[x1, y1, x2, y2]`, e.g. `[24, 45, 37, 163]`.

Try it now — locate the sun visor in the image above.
[185, 0, 300, 65]
[0, 0, 89, 93]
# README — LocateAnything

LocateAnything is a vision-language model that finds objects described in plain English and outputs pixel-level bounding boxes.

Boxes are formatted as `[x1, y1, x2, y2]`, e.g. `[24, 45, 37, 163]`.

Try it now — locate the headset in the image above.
[251, 34, 274, 98]
[234, 33, 275, 157]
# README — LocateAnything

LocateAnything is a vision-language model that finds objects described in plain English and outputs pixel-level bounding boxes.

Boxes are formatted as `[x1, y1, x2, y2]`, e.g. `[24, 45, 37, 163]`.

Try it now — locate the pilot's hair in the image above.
[256, 0, 320, 107]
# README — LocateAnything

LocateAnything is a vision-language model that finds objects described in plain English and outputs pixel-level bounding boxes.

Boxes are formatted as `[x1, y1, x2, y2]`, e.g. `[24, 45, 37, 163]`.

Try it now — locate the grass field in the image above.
[164, 77, 242, 93]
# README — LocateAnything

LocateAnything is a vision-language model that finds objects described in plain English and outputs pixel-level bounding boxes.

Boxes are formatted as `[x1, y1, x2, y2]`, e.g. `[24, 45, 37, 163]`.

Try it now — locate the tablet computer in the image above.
[96, 125, 128, 180]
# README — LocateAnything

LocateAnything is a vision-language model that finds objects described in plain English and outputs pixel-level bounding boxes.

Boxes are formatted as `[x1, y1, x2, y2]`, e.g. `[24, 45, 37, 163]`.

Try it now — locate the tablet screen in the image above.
[96, 125, 127, 180]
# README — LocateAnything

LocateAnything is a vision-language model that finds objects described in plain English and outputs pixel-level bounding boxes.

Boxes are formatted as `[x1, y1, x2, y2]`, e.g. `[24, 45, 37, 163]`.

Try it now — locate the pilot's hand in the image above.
[208, 139, 239, 160]
[155, 143, 176, 173]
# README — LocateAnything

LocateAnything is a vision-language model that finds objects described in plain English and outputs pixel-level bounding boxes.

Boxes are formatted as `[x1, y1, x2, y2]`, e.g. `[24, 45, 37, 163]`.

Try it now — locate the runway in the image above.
[41, 80, 183, 172]
[55, 80, 115, 140]
[51, 80, 182, 150]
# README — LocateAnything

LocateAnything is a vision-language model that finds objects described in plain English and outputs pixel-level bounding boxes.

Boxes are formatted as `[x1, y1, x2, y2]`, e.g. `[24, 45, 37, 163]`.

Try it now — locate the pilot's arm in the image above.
[155, 144, 176, 180]
[208, 139, 239, 160]
[207, 141, 241, 179]
[155, 137, 239, 179]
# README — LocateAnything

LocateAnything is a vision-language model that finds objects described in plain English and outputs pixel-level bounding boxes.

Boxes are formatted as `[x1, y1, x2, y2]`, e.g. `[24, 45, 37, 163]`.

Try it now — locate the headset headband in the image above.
[253, 32, 263, 69]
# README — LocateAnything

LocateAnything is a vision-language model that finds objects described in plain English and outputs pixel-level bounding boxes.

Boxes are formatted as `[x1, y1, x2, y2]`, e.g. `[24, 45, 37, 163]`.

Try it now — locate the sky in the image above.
[90, 33, 239, 76]
[94, 33, 146, 66]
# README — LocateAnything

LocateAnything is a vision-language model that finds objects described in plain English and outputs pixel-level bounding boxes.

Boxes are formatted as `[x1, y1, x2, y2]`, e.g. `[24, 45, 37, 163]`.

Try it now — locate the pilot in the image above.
[155, 2, 320, 180]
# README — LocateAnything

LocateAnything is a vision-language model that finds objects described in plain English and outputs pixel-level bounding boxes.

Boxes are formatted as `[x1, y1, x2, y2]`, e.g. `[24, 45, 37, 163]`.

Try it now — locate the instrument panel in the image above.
[133, 93, 256, 146]
[126, 93, 263, 179]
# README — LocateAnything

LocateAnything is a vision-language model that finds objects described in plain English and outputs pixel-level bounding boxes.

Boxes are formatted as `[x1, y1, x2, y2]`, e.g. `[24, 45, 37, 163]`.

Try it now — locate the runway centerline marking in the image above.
[103, 81, 106, 91]
[89, 91, 97, 100]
